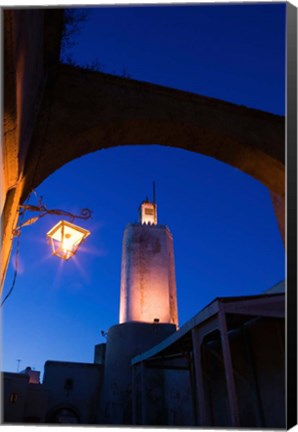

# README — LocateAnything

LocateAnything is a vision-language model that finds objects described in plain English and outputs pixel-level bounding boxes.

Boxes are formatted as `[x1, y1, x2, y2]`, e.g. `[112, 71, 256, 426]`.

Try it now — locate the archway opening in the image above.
[1, 144, 284, 377]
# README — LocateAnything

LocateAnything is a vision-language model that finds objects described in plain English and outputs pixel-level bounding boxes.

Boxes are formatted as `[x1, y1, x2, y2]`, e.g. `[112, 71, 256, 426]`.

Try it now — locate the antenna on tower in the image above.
[153, 181, 156, 205]
[152, 181, 157, 224]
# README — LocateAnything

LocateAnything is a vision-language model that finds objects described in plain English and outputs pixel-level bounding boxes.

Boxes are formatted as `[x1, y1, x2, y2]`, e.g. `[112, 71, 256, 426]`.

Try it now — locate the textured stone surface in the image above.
[43, 360, 103, 424]
[99, 322, 176, 424]
[119, 223, 178, 325]
[270, 190, 285, 242]
[22, 64, 285, 201]
[1, 9, 63, 290]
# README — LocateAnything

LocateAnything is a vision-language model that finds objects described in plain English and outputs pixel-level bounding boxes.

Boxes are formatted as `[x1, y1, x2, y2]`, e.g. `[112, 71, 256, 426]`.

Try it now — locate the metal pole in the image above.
[152, 181, 157, 224]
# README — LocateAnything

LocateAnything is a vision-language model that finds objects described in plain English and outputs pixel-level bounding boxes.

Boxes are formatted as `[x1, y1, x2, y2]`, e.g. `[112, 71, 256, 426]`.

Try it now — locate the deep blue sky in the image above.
[62, 3, 286, 114]
[2, 3, 285, 376]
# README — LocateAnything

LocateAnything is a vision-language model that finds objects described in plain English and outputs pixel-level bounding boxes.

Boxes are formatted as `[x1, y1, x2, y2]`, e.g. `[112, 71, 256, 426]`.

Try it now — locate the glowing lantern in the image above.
[46, 220, 90, 260]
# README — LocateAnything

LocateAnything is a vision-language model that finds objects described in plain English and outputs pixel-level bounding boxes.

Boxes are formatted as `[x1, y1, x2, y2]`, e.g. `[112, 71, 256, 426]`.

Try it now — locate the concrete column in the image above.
[218, 305, 240, 427]
[188, 352, 198, 426]
[241, 325, 265, 427]
[140, 361, 147, 425]
[131, 364, 137, 425]
[191, 327, 207, 426]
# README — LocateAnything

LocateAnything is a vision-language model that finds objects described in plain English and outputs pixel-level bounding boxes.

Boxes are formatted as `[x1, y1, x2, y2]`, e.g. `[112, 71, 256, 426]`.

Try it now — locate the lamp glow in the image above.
[46, 220, 90, 260]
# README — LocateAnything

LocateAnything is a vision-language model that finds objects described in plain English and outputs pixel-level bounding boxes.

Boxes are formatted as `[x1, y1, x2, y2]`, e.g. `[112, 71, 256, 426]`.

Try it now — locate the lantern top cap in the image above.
[46, 220, 90, 238]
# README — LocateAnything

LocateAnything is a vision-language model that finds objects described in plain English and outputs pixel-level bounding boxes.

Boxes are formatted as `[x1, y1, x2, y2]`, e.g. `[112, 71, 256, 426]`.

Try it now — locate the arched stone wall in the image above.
[23, 65, 284, 201]
[21, 64, 285, 254]
[1, 10, 285, 292]
[46, 405, 80, 424]
[1, 8, 64, 290]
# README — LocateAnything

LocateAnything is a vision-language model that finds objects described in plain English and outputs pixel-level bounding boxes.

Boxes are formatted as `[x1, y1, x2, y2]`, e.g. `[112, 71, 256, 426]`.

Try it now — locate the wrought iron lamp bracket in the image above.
[13, 200, 92, 237]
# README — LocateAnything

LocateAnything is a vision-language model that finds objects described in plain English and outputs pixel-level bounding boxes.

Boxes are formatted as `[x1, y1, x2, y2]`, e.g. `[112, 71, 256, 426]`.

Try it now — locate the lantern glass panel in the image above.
[47, 220, 90, 260]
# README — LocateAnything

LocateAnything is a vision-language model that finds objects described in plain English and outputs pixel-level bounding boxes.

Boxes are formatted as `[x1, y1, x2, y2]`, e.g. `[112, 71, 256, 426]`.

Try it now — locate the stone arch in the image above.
[23, 65, 284, 203]
[2, 9, 285, 289]
[18, 65, 284, 257]
[46, 404, 80, 424]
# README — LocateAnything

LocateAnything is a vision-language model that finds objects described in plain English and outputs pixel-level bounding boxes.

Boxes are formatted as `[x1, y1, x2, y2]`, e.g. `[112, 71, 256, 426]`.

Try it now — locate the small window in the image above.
[64, 378, 74, 390]
[145, 208, 154, 215]
[9, 392, 18, 403]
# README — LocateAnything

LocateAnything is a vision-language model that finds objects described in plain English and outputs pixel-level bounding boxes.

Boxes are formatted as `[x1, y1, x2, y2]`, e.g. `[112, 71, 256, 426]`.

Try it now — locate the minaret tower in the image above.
[97, 185, 178, 424]
[119, 185, 178, 326]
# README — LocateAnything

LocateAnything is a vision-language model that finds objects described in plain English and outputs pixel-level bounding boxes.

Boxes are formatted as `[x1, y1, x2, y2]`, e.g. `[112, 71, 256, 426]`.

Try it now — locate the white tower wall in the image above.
[119, 223, 178, 326]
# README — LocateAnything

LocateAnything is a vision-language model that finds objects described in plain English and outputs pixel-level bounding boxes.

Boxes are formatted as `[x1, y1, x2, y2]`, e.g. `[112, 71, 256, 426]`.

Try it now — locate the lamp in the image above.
[13, 197, 92, 261]
[1, 196, 93, 308]
[47, 220, 90, 260]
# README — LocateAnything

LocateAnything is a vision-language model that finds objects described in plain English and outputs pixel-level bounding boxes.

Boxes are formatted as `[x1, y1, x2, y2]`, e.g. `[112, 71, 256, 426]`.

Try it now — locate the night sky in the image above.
[2, 2, 285, 377]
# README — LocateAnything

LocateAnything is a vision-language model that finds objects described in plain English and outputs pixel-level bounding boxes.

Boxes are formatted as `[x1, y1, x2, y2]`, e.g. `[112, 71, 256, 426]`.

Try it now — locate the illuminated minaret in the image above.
[119, 186, 178, 326]
[97, 186, 178, 424]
